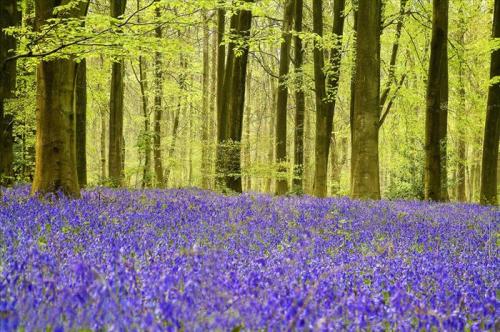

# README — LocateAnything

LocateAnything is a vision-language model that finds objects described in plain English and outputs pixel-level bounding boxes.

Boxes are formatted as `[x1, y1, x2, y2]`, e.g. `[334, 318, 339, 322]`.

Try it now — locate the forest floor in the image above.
[0, 187, 498, 330]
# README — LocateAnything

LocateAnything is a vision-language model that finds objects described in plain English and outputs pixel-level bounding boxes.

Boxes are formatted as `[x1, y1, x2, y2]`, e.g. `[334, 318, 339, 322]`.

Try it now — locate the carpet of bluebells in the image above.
[0, 187, 498, 331]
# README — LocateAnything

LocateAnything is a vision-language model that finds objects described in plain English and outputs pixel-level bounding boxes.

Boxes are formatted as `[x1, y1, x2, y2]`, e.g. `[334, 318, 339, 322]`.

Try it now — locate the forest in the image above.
[0, 0, 499, 330]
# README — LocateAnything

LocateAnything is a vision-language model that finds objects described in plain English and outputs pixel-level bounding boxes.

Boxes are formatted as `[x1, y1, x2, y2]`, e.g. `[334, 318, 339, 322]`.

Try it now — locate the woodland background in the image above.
[0, 0, 498, 203]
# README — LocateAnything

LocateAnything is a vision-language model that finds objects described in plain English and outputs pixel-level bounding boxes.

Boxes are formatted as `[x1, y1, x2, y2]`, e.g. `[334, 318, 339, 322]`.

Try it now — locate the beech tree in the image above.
[0, 0, 19, 186]
[424, 0, 448, 201]
[216, 1, 254, 192]
[480, 0, 499, 205]
[350, 0, 382, 200]
[275, 0, 295, 195]
[292, 0, 305, 193]
[31, 0, 90, 197]
[108, 0, 127, 187]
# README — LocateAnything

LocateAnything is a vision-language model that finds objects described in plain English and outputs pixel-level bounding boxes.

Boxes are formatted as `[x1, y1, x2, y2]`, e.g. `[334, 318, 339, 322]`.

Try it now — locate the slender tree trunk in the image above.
[245, 70, 252, 191]
[324, 0, 346, 196]
[350, 0, 381, 200]
[349, 7, 358, 190]
[31, 0, 89, 197]
[201, 10, 211, 189]
[456, 63, 467, 201]
[75, 60, 87, 188]
[293, 0, 305, 193]
[439, 50, 449, 201]
[153, 9, 164, 187]
[138, 56, 152, 188]
[266, 77, 277, 193]
[480, 0, 500, 205]
[275, 0, 295, 195]
[210, 23, 218, 189]
[108, 0, 127, 187]
[424, 0, 448, 201]
[378, 0, 408, 127]
[215, 5, 227, 188]
[164, 103, 181, 187]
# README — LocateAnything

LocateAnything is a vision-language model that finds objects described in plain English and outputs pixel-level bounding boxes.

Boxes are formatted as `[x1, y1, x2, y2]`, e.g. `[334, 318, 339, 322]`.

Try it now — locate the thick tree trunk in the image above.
[0, 101, 14, 186]
[0, 0, 20, 186]
[275, 0, 295, 195]
[350, 0, 381, 200]
[424, 0, 448, 201]
[75, 59, 87, 188]
[312, 0, 332, 197]
[32, 59, 81, 196]
[138, 56, 152, 188]
[217, 3, 253, 192]
[0, 0, 19, 98]
[31, 0, 88, 197]
[201, 10, 211, 189]
[108, 0, 127, 187]
[292, 0, 305, 193]
[480, 0, 500, 205]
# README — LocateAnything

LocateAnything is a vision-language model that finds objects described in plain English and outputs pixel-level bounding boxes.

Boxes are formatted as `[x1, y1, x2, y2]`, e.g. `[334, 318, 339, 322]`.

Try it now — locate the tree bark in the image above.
[275, 0, 295, 195]
[292, 0, 305, 193]
[217, 2, 254, 193]
[75, 59, 87, 188]
[0, 101, 14, 186]
[138, 56, 152, 188]
[424, 0, 448, 201]
[0, 0, 20, 186]
[456, 10, 467, 202]
[350, 0, 381, 200]
[31, 0, 89, 197]
[480, 0, 500, 205]
[152, 4, 164, 188]
[108, 0, 127, 187]
[201, 10, 211, 189]
[312, 0, 331, 197]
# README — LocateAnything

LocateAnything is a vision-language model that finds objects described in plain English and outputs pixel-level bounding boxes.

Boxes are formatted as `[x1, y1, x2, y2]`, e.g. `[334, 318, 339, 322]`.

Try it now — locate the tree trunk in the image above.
[379, 0, 408, 127]
[349, 7, 358, 190]
[350, 0, 381, 200]
[108, 0, 127, 187]
[312, 0, 332, 197]
[439, 50, 449, 201]
[456, 9, 467, 202]
[153, 9, 164, 187]
[292, 0, 305, 193]
[0, 101, 14, 186]
[31, 0, 89, 197]
[275, 0, 295, 195]
[266, 77, 277, 193]
[75, 59, 87, 188]
[424, 0, 448, 201]
[201, 10, 211, 189]
[138, 56, 152, 188]
[0, 0, 20, 186]
[217, 2, 254, 193]
[480, 0, 500, 205]
[245, 69, 252, 191]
